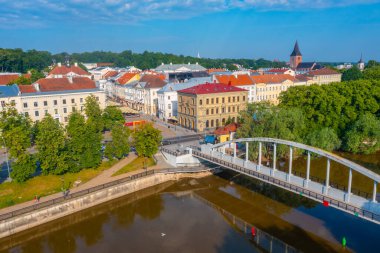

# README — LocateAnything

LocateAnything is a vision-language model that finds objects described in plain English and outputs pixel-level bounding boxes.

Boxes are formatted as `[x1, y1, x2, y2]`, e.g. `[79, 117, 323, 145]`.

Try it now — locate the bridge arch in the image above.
[209, 137, 380, 203]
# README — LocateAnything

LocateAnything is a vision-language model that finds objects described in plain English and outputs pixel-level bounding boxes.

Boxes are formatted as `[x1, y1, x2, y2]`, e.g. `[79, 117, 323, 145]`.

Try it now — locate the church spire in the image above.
[290, 40, 302, 56]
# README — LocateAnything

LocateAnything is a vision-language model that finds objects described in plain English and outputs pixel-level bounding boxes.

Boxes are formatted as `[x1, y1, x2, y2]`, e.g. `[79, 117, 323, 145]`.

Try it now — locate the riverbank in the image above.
[0, 168, 214, 239]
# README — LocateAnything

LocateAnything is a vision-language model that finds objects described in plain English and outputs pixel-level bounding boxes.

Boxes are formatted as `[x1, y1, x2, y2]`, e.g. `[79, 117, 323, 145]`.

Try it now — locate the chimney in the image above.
[234, 73, 238, 78]
[68, 76, 73, 83]
[33, 83, 40, 92]
[58, 62, 62, 67]
[74, 62, 78, 67]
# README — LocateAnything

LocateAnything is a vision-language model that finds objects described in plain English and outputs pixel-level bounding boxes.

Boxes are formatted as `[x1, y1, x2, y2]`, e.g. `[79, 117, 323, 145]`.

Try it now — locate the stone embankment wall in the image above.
[0, 171, 212, 239]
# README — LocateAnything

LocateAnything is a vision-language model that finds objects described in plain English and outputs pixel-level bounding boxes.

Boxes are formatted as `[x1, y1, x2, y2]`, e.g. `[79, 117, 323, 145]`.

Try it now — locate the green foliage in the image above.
[225, 116, 233, 125]
[11, 154, 36, 182]
[29, 69, 45, 82]
[305, 128, 341, 151]
[226, 64, 238, 71]
[7, 75, 31, 85]
[0, 48, 286, 73]
[66, 112, 87, 172]
[341, 67, 363, 81]
[105, 125, 130, 160]
[363, 66, 380, 80]
[133, 123, 162, 158]
[85, 95, 103, 132]
[35, 114, 68, 175]
[343, 114, 380, 154]
[366, 60, 379, 69]
[102, 106, 124, 130]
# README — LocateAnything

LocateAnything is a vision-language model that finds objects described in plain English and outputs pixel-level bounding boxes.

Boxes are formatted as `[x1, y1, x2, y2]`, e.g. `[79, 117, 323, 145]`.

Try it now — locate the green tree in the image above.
[102, 106, 124, 130]
[343, 114, 380, 154]
[35, 114, 68, 175]
[29, 69, 45, 82]
[363, 66, 380, 80]
[85, 95, 103, 132]
[342, 67, 363, 81]
[11, 153, 36, 182]
[366, 60, 379, 69]
[133, 123, 162, 157]
[66, 111, 87, 172]
[306, 128, 341, 151]
[7, 75, 31, 85]
[105, 125, 130, 160]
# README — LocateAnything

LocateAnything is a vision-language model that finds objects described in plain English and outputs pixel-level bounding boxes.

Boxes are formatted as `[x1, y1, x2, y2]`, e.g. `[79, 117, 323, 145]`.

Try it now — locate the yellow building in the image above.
[305, 68, 342, 85]
[177, 83, 248, 132]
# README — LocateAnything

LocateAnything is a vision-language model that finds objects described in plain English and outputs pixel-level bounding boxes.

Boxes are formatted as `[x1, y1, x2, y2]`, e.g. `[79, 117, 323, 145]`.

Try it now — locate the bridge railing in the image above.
[192, 150, 380, 223]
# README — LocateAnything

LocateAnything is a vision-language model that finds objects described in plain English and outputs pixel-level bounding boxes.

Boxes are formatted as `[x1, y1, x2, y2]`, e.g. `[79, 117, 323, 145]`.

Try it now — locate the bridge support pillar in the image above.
[233, 143, 237, 160]
[287, 147, 293, 182]
[304, 152, 311, 187]
[245, 142, 249, 163]
[323, 159, 330, 195]
[271, 143, 277, 176]
[345, 168, 352, 203]
[373, 181, 378, 203]
[258, 142, 262, 171]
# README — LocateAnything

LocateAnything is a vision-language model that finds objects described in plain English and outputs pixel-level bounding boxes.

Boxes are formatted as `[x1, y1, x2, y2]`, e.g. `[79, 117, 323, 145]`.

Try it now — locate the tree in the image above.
[342, 67, 363, 81]
[133, 123, 162, 157]
[366, 60, 379, 69]
[11, 153, 36, 182]
[102, 106, 124, 130]
[66, 111, 87, 172]
[7, 75, 31, 85]
[29, 69, 45, 82]
[343, 114, 380, 154]
[306, 128, 341, 151]
[363, 66, 380, 80]
[35, 114, 68, 175]
[105, 125, 130, 160]
[85, 95, 103, 132]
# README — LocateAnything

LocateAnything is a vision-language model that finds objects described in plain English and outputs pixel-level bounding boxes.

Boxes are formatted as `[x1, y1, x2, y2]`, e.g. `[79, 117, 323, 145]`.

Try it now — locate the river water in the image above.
[1, 166, 380, 253]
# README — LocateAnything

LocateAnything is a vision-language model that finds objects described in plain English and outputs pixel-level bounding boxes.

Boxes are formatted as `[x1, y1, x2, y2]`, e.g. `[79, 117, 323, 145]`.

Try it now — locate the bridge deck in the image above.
[191, 148, 380, 224]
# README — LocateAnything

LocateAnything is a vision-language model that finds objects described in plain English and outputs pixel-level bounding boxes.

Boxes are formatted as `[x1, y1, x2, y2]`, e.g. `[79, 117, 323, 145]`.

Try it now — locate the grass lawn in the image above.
[112, 156, 156, 177]
[0, 160, 117, 209]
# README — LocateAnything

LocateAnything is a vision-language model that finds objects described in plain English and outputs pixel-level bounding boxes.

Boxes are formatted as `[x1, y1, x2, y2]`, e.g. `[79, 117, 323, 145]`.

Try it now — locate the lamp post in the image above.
[0, 130, 11, 182]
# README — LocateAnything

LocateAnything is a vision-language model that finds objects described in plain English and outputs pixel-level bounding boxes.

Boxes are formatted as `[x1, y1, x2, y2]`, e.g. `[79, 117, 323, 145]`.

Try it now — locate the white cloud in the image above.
[0, 0, 379, 28]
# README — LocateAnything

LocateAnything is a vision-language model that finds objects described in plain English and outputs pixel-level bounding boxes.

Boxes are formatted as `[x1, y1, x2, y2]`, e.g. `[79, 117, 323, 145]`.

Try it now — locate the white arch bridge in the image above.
[188, 137, 380, 225]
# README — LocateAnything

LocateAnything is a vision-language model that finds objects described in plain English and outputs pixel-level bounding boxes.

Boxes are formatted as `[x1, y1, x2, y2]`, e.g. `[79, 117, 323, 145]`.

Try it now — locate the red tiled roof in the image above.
[295, 74, 311, 82]
[207, 68, 227, 74]
[225, 122, 239, 132]
[251, 74, 296, 84]
[214, 123, 239, 135]
[267, 68, 291, 73]
[49, 65, 90, 76]
[139, 74, 166, 88]
[18, 85, 36, 93]
[33, 77, 96, 92]
[216, 74, 253, 86]
[307, 68, 340, 76]
[104, 70, 118, 78]
[178, 83, 246, 95]
[0, 74, 20, 85]
[117, 73, 138, 85]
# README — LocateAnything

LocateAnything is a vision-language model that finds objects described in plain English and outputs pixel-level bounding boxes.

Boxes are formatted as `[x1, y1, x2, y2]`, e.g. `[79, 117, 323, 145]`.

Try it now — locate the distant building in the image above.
[177, 83, 248, 132]
[0, 73, 24, 85]
[266, 68, 295, 76]
[157, 77, 212, 121]
[290, 41, 303, 69]
[82, 62, 113, 70]
[0, 78, 106, 124]
[289, 41, 323, 74]
[155, 62, 207, 73]
[48, 63, 91, 79]
[304, 68, 342, 85]
[336, 63, 353, 70]
[357, 54, 365, 71]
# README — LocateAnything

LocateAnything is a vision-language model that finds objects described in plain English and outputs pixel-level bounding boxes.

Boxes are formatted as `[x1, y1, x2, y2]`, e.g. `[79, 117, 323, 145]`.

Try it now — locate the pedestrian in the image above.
[37, 195, 40, 202]
[342, 236, 347, 248]
[34, 195, 37, 203]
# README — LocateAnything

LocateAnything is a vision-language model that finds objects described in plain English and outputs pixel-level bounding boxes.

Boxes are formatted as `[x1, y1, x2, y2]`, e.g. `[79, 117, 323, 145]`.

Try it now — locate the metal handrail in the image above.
[0, 167, 211, 222]
[192, 150, 380, 223]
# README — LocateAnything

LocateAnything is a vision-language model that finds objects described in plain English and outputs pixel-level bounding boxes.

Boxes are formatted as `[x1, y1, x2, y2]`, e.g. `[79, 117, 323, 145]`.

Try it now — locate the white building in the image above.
[157, 77, 211, 121]
[155, 62, 206, 73]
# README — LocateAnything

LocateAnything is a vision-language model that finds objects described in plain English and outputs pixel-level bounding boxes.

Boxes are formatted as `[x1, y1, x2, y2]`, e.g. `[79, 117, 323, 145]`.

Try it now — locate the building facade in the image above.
[177, 83, 248, 132]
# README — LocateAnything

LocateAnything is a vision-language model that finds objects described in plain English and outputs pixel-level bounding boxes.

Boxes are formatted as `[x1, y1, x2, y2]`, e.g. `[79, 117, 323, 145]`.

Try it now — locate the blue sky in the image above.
[0, 0, 380, 62]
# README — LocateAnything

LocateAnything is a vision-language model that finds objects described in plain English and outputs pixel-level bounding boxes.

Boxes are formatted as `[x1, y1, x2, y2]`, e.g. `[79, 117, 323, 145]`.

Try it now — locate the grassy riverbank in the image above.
[0, 160, 117, 209]
[112, 157, 155, 177]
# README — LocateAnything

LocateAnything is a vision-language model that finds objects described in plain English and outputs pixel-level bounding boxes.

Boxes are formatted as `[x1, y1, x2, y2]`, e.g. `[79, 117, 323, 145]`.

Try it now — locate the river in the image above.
[1, 161, 379, 253]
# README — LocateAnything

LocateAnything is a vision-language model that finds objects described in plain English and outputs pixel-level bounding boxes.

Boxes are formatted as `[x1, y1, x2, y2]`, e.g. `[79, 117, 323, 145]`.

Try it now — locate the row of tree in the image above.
[0, 96, 162, 183]
[341, 61, 380, 81]
[0, 48, 286, 73]
[237, 78, 380, 157]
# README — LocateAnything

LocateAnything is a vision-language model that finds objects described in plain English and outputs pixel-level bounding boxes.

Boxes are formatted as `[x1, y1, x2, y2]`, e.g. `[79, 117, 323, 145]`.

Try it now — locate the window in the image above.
[81, 106, 84, 111]
[44, 101, 48, 106]
[63, 108, 67, 113]
[191, 109, 194, 115]
[237, 96, 240, 102]
[80, 98, 83, 103]
[228, 97, 231, 103]
[54, 109, 58, 114]
[168, 96, 170, 100]
[168, 104, 171, 110]
[33, 102, 38, 107]
[216, 108, 219, 114]
[10, 100, 15, 105]
[206, 99, 209, 104]
[72, 107, 76, 112]
[222, 108, 225, 113]
[206, 109, 209, 115]
[192, 98, 195, 105]
[243, 96, 246, 101]
[1, 101, 5, 107]
[211, 109, 214, 114]
[211, 98, 214, 104]
[169, 113, 172, 117]
[232, 106, 235, 112]
[95, 96, 99, 101]
[233, 97, 235, 102]
[35, 111, 39, 117]
[54, 100, 58, 106]
[64, 117, 68, 122]
[44, 110, 48, 115]
[216, 98, 219, 103]
[23, 102, 28, 108]
[25, 112, 29, 117]
[222, 97, 225, 103]
[199, 99, 202, 105]
[71, 98, 75, 103]
[63, 99, 66, 104]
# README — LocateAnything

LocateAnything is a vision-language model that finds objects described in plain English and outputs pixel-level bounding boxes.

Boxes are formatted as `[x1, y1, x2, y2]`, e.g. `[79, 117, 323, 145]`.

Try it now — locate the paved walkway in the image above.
[0, 152, 173, 216]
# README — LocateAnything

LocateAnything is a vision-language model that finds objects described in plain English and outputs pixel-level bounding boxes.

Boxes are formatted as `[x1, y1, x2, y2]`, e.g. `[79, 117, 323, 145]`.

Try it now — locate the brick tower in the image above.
[290, 41, 302, 69]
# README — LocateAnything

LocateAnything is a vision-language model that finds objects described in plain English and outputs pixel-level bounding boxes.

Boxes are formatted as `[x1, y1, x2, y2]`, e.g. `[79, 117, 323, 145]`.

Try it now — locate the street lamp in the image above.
[0, 130, 11, 182]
